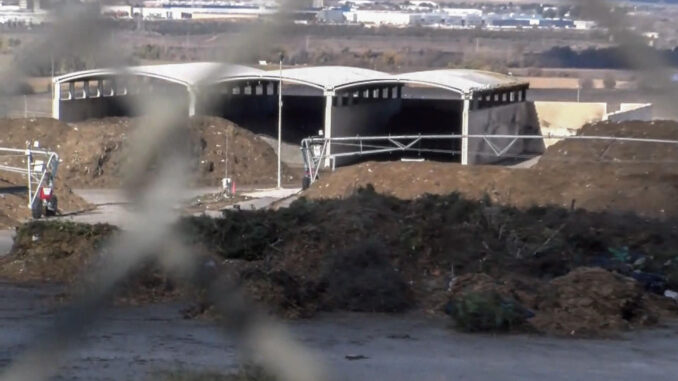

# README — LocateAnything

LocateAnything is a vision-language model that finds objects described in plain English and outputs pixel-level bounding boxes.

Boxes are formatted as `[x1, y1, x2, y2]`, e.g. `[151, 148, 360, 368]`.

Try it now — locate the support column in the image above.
[323, 91, 334, 168]
[461, 92, 471, 166]
[51, 79, 60, 120]
[188, 87, 197, 117]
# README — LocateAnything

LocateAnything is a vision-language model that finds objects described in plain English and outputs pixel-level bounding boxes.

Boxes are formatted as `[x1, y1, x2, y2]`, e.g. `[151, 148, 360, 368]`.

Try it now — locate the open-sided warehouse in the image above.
[52, 62, 542, 166]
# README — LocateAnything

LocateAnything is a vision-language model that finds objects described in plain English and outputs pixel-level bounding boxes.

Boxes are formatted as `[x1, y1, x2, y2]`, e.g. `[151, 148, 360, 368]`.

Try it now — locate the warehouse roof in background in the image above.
[55, 62, 528, 94]
[54, 62, 265, 87]
[388, 69, 526, 93]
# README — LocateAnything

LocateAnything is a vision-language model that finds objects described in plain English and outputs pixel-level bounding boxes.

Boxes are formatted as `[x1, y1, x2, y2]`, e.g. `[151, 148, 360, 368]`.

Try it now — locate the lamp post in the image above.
[277, 53, 284, 189]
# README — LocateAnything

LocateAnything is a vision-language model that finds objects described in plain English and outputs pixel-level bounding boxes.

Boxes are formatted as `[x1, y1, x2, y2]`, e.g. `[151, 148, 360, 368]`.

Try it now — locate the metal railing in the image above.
[300, 133, 678, 185]
[0, 146, 60, 208]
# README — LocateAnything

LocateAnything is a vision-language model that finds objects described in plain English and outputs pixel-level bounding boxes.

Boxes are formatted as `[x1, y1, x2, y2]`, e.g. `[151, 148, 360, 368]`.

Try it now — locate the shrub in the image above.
[322, 240, 412, 312]
[446, 291, 531, 332]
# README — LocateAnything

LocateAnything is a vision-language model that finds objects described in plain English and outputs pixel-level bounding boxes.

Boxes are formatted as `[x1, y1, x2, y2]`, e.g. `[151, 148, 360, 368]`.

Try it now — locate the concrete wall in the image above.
[606, 103, 653, 123]
[534, 101, 607, 147]
[535, 101, 607, 130]
[468, 101, 543, 165]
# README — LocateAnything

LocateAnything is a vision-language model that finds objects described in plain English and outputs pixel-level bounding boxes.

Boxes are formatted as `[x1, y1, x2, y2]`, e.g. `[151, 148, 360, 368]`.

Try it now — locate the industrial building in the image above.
[52, 63, 541, 166]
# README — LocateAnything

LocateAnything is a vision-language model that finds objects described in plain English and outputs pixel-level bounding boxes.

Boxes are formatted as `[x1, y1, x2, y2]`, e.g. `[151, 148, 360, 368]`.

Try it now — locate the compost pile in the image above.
[304, 120, 678, 219]
[4, 188, 678, 336]
[0, 220, 116, 283]
[0, 117, 299, 189]
[0, 176, 91, 229]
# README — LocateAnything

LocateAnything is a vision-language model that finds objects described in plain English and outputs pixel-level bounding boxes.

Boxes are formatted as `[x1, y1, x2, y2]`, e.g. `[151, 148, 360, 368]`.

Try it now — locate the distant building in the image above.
[317, 8, 345, 23]
[574, 20, 596, 30]
[345, 10, 413, 26]
[539, 19, 574, 28]
[101, 3, 277, 20]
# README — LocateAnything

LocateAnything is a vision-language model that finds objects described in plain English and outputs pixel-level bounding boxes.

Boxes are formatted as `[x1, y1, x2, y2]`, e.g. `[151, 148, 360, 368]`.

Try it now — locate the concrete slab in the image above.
[61, 188, 301, 229]
[242, 188, 300, 199]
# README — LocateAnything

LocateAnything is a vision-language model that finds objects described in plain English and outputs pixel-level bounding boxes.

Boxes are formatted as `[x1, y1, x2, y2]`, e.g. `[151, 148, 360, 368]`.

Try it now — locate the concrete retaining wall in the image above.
[606, 103, 653, 123]
[534, 101, 607, 130]
[534, 101, 607, 147]
[468, 101, 543, 165]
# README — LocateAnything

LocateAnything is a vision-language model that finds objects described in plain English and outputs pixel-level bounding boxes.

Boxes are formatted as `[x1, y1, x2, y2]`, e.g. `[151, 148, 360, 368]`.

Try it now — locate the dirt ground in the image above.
[3, 282, 677, 381]
[0, 116, 300, 189]
[3, 190, 678, 336]
[304, 120, 678, 219]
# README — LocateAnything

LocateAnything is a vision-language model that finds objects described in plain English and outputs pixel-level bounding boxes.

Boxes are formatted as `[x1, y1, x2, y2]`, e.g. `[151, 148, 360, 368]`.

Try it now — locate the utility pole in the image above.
[277, 53, 284, 189]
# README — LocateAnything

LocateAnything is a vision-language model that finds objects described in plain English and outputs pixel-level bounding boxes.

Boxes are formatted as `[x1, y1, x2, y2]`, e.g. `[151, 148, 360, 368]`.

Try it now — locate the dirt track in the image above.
[2, 282, 677, 381]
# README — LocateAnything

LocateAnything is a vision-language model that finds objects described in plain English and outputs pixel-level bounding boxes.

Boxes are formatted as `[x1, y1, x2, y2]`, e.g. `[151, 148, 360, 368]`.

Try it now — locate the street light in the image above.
[277, 53, 284, 189]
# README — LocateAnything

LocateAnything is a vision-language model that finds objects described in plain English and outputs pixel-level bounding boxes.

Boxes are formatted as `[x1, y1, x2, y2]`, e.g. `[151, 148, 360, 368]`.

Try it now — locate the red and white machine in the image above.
[0, 143, 60, 219]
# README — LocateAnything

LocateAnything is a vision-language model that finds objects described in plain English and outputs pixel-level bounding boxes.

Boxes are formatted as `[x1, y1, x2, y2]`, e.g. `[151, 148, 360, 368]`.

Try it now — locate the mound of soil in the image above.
[0, 176, 92, 229]
[0, 220, 116, 282]
[304, 120, 678, 219]
[531, 268, 663, 336]
[4, 190, 678, 335]
[0, 116, 299, 189]
[538, 120, 678, 166]
[447, 268, 674, 336]
[0, 220, 192, 304]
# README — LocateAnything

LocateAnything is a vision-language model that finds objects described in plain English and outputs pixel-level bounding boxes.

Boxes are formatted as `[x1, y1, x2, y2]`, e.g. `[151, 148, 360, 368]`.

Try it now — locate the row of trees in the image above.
[532, 46, 678, 69]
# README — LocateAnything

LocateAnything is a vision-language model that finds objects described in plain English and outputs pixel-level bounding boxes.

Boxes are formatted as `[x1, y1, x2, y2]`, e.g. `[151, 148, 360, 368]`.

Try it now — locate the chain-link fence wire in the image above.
[0, 1, 326, 381]
[0, 1, 677, 380]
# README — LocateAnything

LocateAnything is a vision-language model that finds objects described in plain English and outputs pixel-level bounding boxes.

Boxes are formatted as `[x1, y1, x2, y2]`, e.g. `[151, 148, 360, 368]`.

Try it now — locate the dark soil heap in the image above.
[3, 188, 677, 336]
[304, 120, 678, 219]
[0, 116, 299, 189]
[0, 220, 116, 282]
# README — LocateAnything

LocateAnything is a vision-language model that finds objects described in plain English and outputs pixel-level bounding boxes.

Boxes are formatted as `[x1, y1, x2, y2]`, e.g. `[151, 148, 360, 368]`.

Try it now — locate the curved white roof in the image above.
[267, 66, 389, 90]
[390, 69, 525, 93]
[54, 62, 265, 87]
[211, 65, 389, 91]
[332, 69, 525, 94]
[55, 63, 527, 94]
